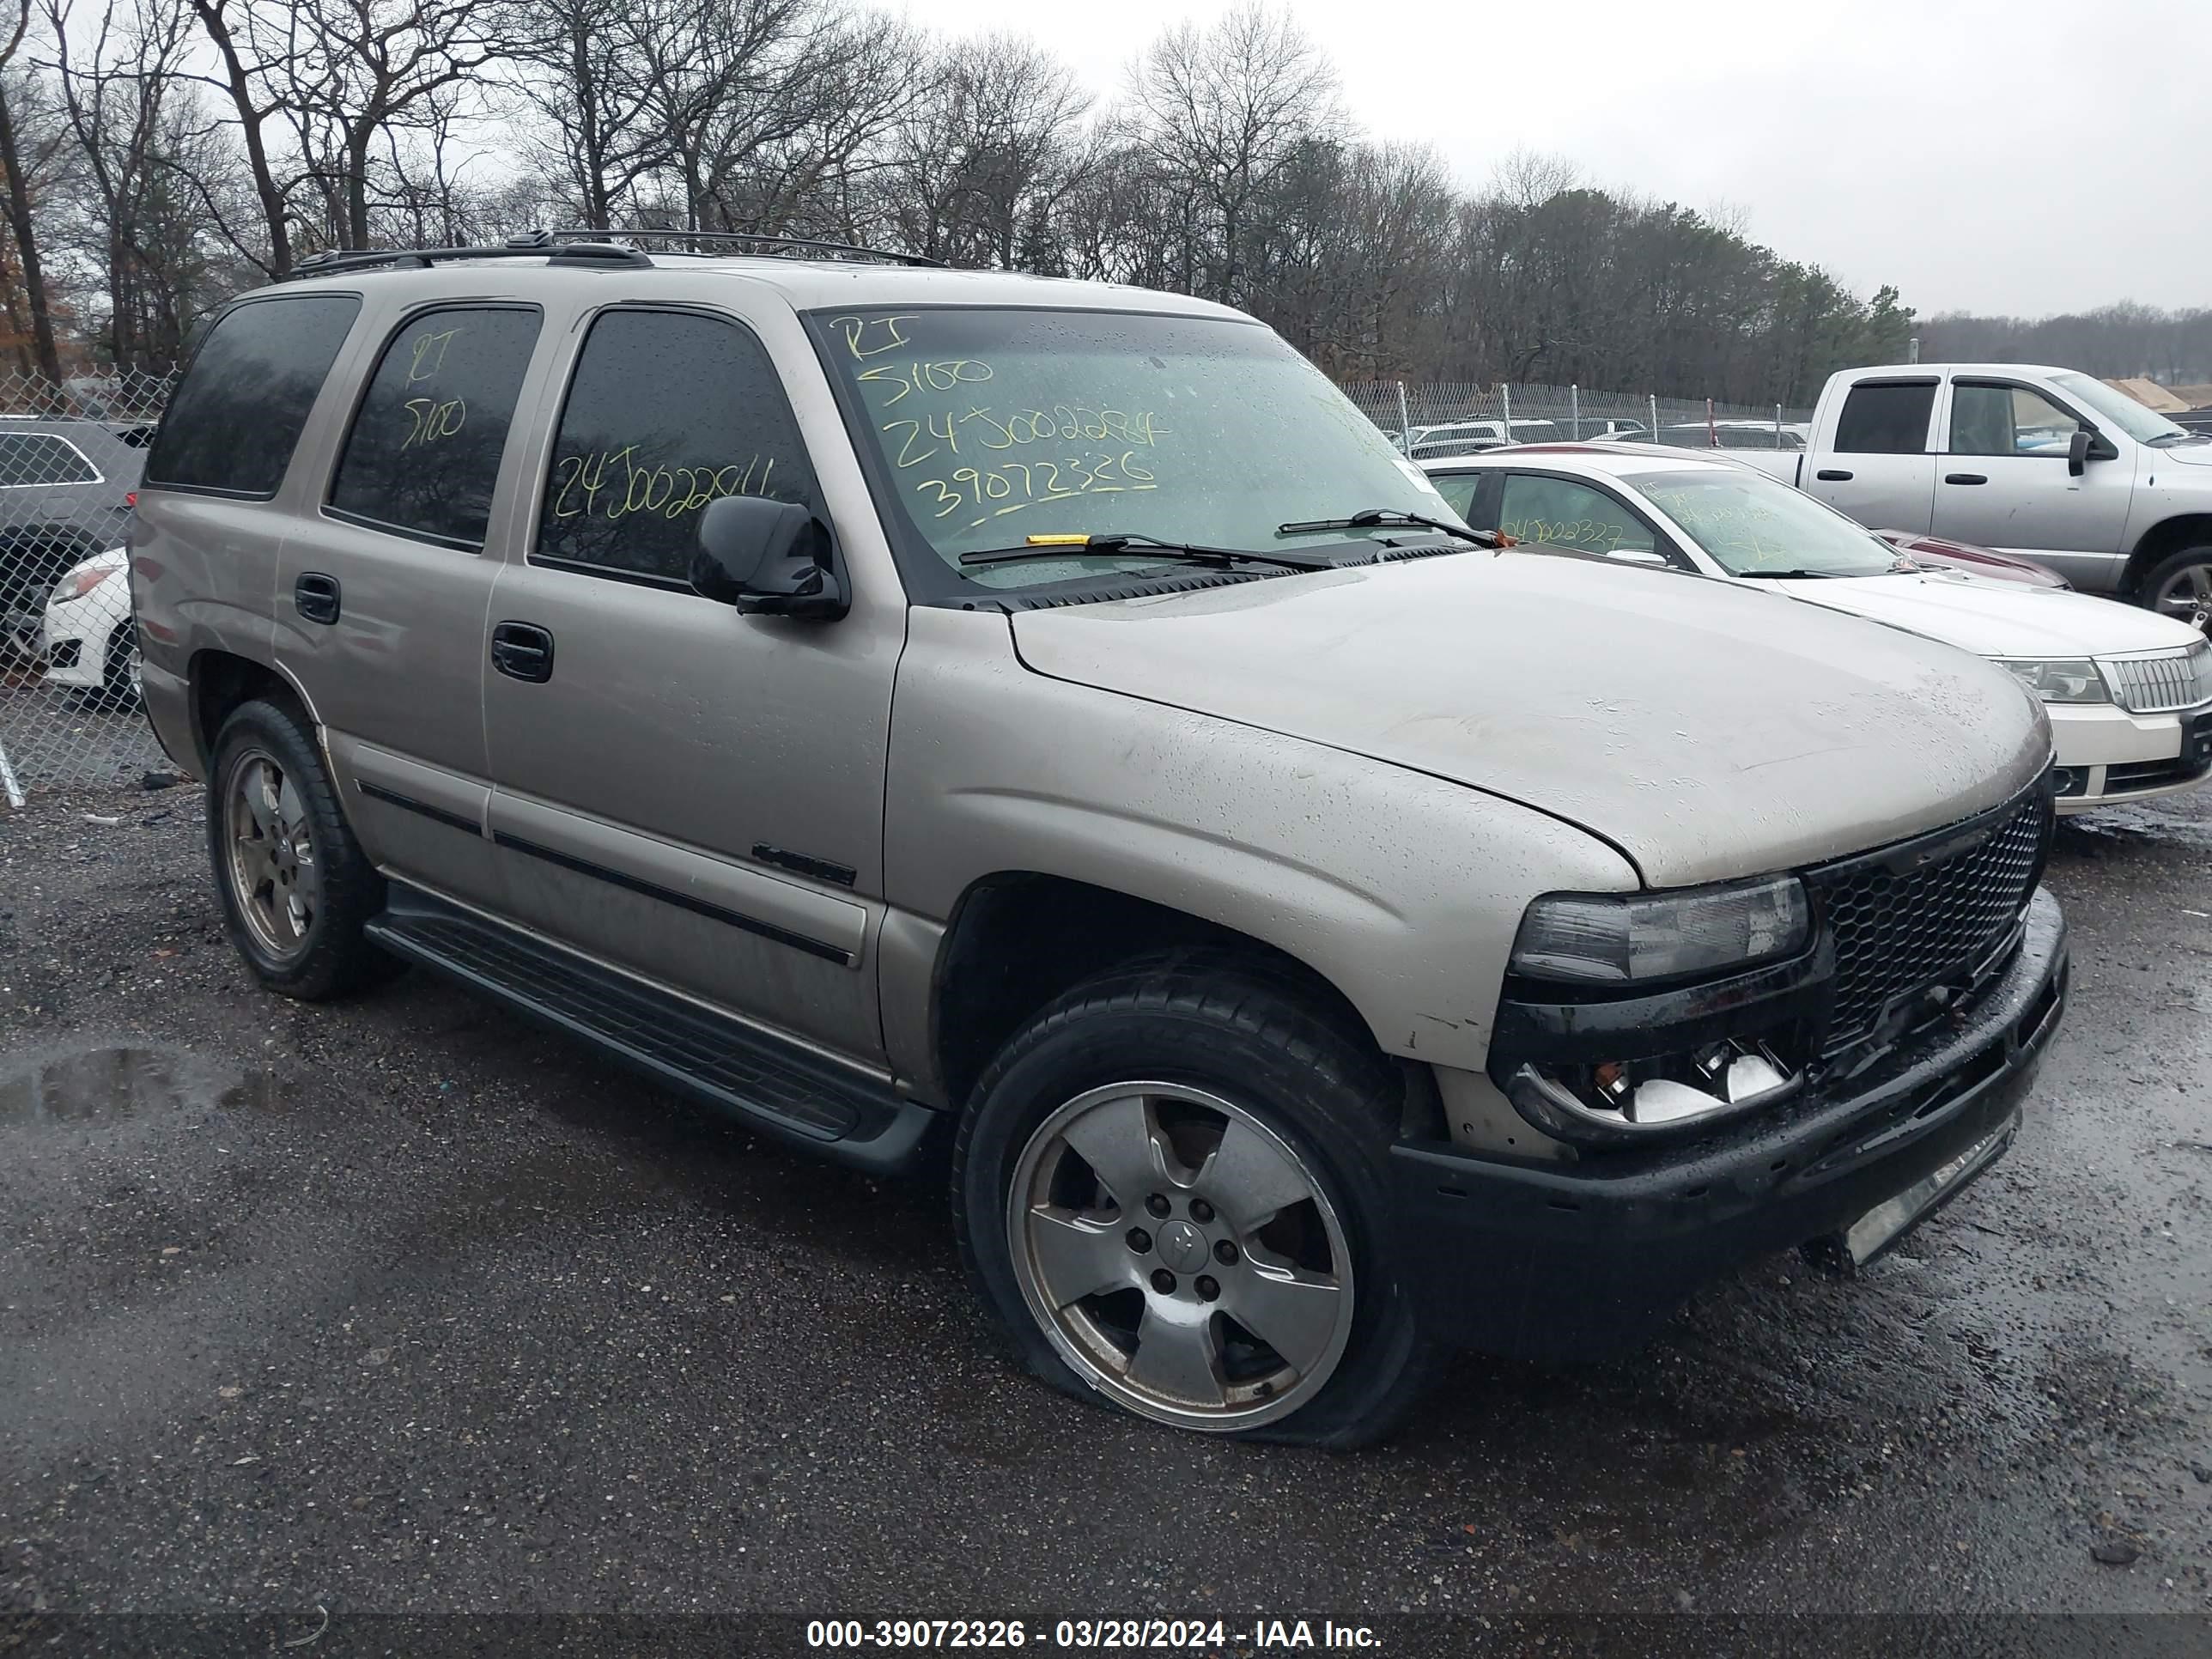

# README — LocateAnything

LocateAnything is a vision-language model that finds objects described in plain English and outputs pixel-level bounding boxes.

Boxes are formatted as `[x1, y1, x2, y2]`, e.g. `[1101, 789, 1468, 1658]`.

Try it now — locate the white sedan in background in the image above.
[1422, 445, 2212, 812]
[40, 546, 138, 706]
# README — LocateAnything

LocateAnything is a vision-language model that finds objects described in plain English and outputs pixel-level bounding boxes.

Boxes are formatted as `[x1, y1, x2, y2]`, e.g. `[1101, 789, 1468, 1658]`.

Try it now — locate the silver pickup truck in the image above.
[1729, 362, 2212, 625]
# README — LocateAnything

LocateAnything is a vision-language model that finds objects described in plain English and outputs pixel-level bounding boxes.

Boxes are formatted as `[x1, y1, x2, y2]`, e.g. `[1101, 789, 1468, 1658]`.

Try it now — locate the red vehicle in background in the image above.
[1872, 530, 2069, 589]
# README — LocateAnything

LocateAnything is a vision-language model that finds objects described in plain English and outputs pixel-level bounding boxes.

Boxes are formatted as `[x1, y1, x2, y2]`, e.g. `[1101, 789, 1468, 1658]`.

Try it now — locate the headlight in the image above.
[52, 559, 123, 605]
[1990, 657, 2108, 704]
[1509, 875, 1810, 985]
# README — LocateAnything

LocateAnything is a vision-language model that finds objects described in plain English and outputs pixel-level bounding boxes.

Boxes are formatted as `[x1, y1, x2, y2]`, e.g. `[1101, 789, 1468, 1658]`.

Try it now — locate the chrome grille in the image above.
[1808, 793, 2051, 1052]
[2103, 644, 2212, 714]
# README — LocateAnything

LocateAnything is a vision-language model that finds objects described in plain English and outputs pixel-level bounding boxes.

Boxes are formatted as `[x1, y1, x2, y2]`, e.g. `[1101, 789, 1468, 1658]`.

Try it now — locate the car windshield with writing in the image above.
[1637, 470, 1900, 578]
[813, 307, 1458, 592]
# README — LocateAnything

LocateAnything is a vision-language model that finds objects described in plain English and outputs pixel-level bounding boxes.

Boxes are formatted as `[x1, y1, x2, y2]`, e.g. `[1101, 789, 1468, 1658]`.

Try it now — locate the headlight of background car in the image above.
[1990, 657, 2108, 704]
[51, 560, 122, 605]
[1510, 874, 1810, 985]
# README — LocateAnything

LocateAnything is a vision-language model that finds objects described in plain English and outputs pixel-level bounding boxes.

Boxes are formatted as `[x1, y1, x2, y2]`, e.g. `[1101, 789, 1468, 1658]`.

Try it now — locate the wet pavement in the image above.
[1, 781, 2209, 1650]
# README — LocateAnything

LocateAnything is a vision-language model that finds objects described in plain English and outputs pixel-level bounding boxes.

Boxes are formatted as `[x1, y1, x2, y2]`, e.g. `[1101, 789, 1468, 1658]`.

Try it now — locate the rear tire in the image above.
[952, 951, 1432, 1447]
[207, 696, 399, 1000]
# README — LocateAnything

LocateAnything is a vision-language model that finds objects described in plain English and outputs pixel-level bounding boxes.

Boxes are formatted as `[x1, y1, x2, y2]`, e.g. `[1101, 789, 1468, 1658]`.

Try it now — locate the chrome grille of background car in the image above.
[2103, 644, 2212, 714]
[1809, 793, 2051, 1052]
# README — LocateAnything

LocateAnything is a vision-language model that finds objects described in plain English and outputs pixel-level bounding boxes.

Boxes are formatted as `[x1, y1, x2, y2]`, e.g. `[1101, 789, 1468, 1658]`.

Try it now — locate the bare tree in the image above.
[269, 0, 509, 251]
[42, 0, 211, 369]
[879, 32, 1091, 268]
[1121, 3, 1342, 307]
[0, 0, 62, 376]
[626, 0, 919, 239]
[179, 0, 299, 274]
[507, 0, 670, 228]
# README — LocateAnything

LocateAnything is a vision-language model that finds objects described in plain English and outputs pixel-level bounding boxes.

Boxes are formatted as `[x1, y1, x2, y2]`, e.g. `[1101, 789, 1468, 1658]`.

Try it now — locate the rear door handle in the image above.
[491, 621, 555, 683]
[1944, 472, 1989, 485]
[294, 572, 341, 624]
[1814, 469, 1853, 482]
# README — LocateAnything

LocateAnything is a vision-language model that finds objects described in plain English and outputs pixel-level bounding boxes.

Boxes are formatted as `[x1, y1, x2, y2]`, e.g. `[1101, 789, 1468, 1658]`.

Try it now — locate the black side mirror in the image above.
[691, 496, 848, 620]
[2067, 428, 2093, 477]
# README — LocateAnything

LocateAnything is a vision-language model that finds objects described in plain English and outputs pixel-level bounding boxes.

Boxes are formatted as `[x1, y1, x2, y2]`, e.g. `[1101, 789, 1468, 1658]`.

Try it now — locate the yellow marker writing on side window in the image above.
[1025, 534, 1091, 545]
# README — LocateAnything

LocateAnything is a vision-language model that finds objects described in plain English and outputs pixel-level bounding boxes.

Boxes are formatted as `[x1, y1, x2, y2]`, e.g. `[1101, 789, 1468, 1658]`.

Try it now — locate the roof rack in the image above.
[284, 233, 651, 279]
[544, 227, 943, 268]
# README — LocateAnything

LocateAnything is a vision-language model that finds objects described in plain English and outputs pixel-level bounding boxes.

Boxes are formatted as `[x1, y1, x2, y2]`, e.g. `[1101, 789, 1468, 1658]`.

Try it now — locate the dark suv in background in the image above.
[0, 417, 147, 658]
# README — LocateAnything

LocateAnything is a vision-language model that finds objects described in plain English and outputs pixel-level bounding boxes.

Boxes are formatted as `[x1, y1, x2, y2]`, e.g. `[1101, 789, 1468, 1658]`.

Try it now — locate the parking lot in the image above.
[2, 780, 2208, 1648]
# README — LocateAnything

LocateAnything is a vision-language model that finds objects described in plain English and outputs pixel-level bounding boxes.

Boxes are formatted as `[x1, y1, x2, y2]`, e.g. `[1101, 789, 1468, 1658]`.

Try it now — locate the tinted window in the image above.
[328, 307, 542, 549]
[1427, 471, 1481, 520]
[1832, 381, 1936, 455]
[1498, 474, 1655, 555]
[0, 431, 100, 487]
[144, 296, 361, 495]
[1948, 382, 2083, 457]
[536, 309, 816, 582]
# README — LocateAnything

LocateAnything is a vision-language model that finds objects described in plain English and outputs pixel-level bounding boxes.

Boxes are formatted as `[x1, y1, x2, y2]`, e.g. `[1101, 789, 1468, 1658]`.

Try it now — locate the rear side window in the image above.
[328, 306, 543, 550]
[0, 431, 100, 487]
[1427, 471, 1481, 520]
[534, 308, 817, 584]
[143, 295, 360, 496]
[1832, 381, 1936, 455]
[1498, 473, 1656, 556]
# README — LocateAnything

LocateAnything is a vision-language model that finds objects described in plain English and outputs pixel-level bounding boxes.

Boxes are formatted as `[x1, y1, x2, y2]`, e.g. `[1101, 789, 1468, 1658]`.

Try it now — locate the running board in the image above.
[365, 884, 938, 1176]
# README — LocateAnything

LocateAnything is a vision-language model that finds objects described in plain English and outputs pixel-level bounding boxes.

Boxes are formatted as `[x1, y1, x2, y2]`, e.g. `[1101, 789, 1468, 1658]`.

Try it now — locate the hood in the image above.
[2152, 438, 2212, 467]
[1762, 568, 2203, 657]
[1008, 553, 2051, 887]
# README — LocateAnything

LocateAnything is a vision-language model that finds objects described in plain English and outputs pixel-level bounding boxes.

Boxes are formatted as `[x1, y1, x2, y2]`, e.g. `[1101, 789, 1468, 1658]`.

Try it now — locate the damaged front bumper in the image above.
[1387, 886, 2068, 1364]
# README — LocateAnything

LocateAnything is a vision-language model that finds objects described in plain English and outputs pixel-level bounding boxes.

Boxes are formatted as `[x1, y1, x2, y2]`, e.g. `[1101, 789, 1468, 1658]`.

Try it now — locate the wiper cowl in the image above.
[957, 533, 1334, 572]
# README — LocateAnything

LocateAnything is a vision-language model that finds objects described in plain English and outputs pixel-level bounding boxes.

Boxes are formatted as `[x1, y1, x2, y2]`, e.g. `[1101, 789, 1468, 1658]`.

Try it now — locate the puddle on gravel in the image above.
[2055, 806, 2212, 854]
[0, 1047, 295, 1126]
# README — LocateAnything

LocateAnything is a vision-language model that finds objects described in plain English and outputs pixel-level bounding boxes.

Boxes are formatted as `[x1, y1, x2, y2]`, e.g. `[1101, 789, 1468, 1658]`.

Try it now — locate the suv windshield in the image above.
[816, 307, 1457, 589]
[2050, 370, 2195, 444]
[1637, 469, 1900, 577]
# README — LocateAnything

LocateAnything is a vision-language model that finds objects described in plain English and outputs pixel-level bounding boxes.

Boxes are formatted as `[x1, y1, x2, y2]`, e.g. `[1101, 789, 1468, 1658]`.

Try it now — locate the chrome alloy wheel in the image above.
[2151, 556, 2212, 633]
[223, 751, 320, 959]
[1006, 1082, 1354, 1431]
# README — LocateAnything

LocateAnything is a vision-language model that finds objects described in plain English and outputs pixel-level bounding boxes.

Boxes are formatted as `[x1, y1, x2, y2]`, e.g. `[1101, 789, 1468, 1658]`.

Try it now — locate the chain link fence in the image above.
[1340, 380, 1814, 457]
[0, 364, 1813, 811]
[0, 369, 173, 811]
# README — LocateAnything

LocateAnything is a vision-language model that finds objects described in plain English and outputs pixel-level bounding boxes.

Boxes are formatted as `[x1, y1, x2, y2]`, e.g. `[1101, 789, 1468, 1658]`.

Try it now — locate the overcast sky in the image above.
[899, 0, 2211, 319]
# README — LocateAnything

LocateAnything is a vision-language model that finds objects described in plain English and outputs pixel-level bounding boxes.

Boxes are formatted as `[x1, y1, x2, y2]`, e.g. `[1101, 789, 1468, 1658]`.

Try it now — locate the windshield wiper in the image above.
[1741, 568, 1846, 580]
[2147, 430, 2206, 446]
[957, 532, 1336, 572]
[1277, 509, 1498, 548]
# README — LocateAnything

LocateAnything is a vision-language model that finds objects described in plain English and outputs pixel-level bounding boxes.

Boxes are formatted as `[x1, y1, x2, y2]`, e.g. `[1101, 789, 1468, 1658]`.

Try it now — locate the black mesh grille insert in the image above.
[1810, 793, 2049, 1050]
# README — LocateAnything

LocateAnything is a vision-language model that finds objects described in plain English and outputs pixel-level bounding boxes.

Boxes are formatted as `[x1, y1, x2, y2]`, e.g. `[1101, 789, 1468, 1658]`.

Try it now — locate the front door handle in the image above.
[1944, 472, 1989, 485]
[491, 621, 555, 684]
[295, 572, 341, 624]
[1814, 469, 1853, 482]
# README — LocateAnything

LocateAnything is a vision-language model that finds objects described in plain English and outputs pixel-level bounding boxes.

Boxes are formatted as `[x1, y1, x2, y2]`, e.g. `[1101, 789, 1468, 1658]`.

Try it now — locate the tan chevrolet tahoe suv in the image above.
[131, 232, 2069, 1445]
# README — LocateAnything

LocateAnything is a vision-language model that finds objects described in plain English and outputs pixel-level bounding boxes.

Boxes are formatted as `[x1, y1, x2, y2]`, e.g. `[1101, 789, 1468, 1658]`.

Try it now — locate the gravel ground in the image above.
[2, 777, 2209, 1654]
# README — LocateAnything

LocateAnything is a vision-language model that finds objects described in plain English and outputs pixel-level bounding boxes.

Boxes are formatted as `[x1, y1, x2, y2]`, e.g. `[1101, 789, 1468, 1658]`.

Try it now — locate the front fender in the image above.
[881, 607, 1638, 1083]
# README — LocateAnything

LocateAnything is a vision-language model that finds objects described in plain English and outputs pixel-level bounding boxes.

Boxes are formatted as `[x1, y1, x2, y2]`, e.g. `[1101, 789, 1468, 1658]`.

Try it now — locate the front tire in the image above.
[207, 696, 398, 1000]
[2141, 544, 2212, 635]
[100, 623, 141, 708]
[952, 953, 1431, 1447]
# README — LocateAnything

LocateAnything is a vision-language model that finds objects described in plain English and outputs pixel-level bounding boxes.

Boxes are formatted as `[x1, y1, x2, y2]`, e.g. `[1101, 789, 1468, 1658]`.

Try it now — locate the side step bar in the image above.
[364, 884, 939, 1176]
